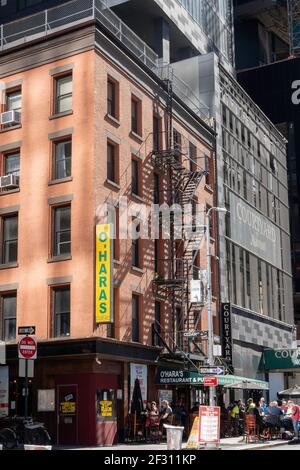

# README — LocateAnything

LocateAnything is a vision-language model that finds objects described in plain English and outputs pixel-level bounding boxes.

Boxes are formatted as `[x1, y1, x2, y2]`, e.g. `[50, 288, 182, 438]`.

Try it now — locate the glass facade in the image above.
[178, 0, 233, 63]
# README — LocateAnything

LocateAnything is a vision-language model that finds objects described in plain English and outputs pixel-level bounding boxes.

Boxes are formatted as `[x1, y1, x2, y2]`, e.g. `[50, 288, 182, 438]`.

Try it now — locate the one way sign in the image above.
[199, 366, 225, 376]
[18, 326, 36, 336]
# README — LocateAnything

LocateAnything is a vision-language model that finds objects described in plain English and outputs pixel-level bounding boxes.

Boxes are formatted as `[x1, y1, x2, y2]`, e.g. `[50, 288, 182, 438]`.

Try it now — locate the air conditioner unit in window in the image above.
[0, 110, 21, 126]
[0, 174, 19, 189]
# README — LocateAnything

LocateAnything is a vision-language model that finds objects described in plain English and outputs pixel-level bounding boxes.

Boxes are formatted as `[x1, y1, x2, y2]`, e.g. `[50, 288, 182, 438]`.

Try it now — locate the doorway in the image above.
[57, 384, 78, 445]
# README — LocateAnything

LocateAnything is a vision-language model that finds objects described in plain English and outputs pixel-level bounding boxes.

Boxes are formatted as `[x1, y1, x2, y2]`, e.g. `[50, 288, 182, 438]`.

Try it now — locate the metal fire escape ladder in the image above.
[150, 77, 209, 361]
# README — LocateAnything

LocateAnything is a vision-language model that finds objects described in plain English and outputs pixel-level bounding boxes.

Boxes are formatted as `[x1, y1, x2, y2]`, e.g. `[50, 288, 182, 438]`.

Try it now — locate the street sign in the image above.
[19, 359, 34, 378]
[18, 326, 35, 336]
[183, 331, 200, 338]
[199, 366, 224, 376]
[18, 336, 37, 360]
[204, 376, 218, 387]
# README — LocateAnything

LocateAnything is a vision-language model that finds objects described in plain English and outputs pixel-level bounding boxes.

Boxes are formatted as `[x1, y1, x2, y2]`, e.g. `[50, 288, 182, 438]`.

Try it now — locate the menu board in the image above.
[198, 406, 220, 444]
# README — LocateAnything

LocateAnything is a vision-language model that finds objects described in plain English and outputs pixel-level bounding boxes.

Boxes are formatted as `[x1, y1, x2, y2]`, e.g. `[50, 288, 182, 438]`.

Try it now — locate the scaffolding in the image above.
[151, 75, 209, 364]
[288, 0, 300, 56]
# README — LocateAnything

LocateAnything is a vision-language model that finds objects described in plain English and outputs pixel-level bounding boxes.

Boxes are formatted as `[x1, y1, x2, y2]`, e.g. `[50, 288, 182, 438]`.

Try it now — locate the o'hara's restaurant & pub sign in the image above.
[155, 368, 269, 389]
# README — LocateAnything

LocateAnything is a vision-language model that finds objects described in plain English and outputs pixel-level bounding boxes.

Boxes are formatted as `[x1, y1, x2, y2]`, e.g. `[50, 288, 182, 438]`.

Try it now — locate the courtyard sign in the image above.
[230, 192, 282, 270]
[95, 224, 113, 323]
[263, 349, 300, 370]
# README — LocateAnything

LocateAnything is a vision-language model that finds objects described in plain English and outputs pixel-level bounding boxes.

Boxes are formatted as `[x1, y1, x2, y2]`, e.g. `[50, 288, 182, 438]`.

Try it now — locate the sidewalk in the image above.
[52, 437, 287, 451]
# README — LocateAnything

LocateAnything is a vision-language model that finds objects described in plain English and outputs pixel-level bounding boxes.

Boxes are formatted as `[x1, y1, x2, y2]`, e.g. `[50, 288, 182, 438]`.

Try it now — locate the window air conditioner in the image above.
[0, 174, 19, 189]
[0, 110, 21, 126]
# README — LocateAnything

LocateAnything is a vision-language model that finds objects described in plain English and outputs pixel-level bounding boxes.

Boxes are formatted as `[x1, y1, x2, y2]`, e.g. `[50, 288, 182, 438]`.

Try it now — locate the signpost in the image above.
[18, 327, 36, 418]
[204, 376, 218, 387]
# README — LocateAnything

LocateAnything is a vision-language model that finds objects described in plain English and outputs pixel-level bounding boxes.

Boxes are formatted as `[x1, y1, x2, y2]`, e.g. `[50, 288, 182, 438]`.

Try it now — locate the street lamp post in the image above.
[206, 207, 227, 407]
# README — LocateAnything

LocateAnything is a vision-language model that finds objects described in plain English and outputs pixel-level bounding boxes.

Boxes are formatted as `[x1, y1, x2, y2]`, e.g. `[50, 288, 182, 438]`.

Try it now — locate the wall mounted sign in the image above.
[263, 349, 300, 370]
[229, 191, 282, 270]
[221, 302, 233, 368]
[95, 224, 113, 323]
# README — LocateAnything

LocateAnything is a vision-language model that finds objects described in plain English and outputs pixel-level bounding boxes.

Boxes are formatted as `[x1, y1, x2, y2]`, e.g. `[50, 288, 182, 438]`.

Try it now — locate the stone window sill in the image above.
[47, 255, 72, 263]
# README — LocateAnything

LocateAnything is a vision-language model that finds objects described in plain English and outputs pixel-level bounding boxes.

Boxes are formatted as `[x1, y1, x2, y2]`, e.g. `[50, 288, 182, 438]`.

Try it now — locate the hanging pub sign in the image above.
[95, 224, 113, 323]
[221, 302, 233, 368]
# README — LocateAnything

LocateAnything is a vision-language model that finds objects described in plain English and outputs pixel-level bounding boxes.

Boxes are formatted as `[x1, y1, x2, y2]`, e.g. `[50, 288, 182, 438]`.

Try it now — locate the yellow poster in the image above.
[96, 224, 112, 323]
[186, 416, 199, 449]
[100, 400, 113, 417]
[61, 402, 76, 414]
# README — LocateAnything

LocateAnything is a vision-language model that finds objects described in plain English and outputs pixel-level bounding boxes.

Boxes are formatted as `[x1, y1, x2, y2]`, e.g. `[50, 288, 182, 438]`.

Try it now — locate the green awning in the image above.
[156, 367, 269, 389]
[263, 349, 300, 371]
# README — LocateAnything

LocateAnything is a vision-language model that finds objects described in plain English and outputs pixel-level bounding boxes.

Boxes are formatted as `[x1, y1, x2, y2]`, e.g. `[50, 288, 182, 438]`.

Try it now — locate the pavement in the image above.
[52, 437, 289, 451]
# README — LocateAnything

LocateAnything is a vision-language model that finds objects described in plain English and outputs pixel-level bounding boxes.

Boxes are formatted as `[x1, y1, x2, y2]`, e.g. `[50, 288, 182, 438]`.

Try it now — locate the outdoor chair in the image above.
[245, 414, 259, 444]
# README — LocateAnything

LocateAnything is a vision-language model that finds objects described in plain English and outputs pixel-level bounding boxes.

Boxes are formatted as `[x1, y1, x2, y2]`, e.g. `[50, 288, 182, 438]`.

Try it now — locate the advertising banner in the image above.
[199, 406, 220, 444]
[95, 224, 113, 323]
[230, 191, 282, 269]
[130, 363, 147, 407]
[0, 366, 9, 418]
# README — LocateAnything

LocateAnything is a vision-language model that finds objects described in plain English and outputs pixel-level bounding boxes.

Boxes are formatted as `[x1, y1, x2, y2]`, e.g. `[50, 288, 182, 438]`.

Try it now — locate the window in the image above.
[107, 79, 118, 119]
[132, 236, 140, 268]
[131, 97, 141, 135]
[132, 294, 140, 342]
[1, 293, 16, 341]
[6, 89, 21, 112]
[52, 285, 70, 337]
[205, 155, 213, 186]
[153, 301, 161, 346]
[2, 215, 18, 264]
[153, 173, 160, 204]
[54, 74, 72, 114]
[131, 158, 141, 196]
[53, 139, 71, 180]
[173, 129, 182, 151]
[153, 116, 160, 151]
[52, 205, 71, 257]
[107, 142, 118, 184]
[4, 151, 20, 177]
[189, 143, 197, 171]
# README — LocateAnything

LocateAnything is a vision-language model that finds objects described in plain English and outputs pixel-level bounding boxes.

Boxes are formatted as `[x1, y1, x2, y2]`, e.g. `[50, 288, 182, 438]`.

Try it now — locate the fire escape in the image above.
[151, 78, 209, 367]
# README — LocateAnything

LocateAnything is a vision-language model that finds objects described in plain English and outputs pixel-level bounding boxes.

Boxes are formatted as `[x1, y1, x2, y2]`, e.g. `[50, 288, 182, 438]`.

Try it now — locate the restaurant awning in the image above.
[156, 367, 269, 390]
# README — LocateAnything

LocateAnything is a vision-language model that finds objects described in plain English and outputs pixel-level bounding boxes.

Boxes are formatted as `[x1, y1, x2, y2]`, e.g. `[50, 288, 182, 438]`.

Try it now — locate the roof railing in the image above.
[0, 0, 211, 123]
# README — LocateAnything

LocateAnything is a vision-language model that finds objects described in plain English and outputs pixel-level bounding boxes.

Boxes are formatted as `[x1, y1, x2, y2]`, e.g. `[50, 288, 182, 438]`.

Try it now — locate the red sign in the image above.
[199, 406, 220, 444]
[18, 336, 37, 360]
[204, 376, 218, 387]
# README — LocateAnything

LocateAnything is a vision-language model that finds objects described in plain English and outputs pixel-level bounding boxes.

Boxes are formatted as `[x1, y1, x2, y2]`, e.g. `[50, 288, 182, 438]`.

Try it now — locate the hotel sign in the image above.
[230, 192, 282, 270]
[221, 303, 233, 368]
[95, 224, 113, 323]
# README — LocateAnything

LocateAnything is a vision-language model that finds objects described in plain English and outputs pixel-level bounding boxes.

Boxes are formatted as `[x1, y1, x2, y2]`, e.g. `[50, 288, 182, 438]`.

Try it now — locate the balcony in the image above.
[0, 0, 211, 124]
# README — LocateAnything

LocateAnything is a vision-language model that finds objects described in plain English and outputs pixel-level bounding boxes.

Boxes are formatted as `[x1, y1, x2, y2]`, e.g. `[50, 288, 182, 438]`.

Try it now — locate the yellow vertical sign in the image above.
[96, 224, 112, 323]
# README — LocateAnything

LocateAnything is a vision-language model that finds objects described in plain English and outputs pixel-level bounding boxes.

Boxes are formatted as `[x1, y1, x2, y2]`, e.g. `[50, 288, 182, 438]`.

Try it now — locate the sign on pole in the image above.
[199, 406, 220, 445]
[19, 359, 34, 378]
[18, 336, 37, 360]
[204, 376, 218, 387]
[18, 326, 35, 336]
[199, 367, 224, 375]
[0, 341, 5, 365]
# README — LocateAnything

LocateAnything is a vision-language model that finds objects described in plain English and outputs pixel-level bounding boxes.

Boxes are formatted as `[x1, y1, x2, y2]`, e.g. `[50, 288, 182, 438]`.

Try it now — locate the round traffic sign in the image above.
[18, 336, 37, 360]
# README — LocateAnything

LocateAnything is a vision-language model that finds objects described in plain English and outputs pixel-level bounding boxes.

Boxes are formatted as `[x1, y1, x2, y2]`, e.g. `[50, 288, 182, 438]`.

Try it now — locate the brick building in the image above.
[0, 1, 216, 445]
